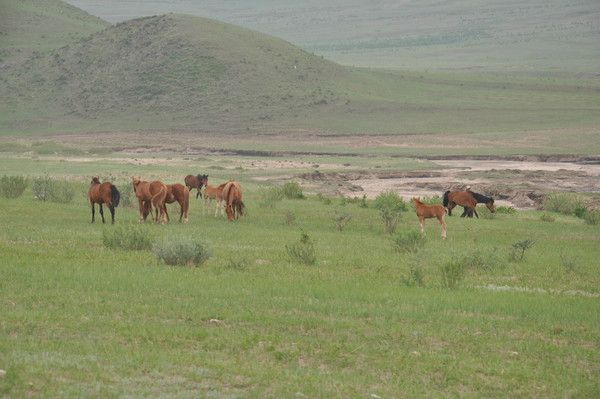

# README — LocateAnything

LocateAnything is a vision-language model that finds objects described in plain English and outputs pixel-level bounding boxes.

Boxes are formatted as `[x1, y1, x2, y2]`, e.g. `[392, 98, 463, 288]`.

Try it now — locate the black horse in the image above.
[461, 192, 496, 218]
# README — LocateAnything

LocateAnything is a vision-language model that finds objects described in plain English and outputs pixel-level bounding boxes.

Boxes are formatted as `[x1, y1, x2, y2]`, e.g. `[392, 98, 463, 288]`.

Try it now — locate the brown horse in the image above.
[202, 179, 228, 217]
[184, 174, 207, 199]
[88, 177, 120, 224]
[132, 176, 169, 223]
[412, 197, 447, 239]
[222, 180, 245, 221]
[165, 183, 190, 223]
[443, 190, 496, 218]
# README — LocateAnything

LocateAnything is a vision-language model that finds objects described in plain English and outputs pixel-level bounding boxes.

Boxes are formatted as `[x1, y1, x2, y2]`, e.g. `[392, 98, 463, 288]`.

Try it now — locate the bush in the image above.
[418, 195, 442, 205]
[282, 181, 304, 199]
[392, 230, 425, 253]
[0, 175, 28, 198]
[284, 210, 296, 226]
[402, 259, 424, 287]
[543, 193, 585, 215]
[573, 205, 588, 219]
[334, 212, 352, 231]
[32, 176, 75, 203]
[258, 186, 284, 208]
[286, 231, 316, 265]
[380, 206, 402, 234]
[560, 253, 578, 274]
[441, 258, 466, 289]
[103, 225, 152, 251]
[373, 191, 407, 212]
[584, 210, 600, 225]
[359, 194, 368, 208]
[462, 248, 503, 271]
[496, 206, 517, 214]
[509, 239, 535, 262]
[153, 236, 212, 266]
[118, 182, 136, 208]
[540, 213, 555, 222]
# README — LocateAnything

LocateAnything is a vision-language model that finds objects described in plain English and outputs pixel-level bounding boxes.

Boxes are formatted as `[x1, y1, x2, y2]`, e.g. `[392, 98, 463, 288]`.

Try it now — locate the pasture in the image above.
[1, 154, 599, 397]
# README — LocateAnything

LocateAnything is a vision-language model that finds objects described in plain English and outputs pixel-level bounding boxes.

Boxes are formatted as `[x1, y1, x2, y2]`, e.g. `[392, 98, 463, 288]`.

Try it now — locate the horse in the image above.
[184, 174, 207, 199]
[88, 177, 120, 224]
[222, 180, 245, 221]
[132, 176, 169, 223]
[202, 179, 228, 217]
[412, 197, 447, 239]
[165, 183, 190, 223]
[443, 190, 495, 218]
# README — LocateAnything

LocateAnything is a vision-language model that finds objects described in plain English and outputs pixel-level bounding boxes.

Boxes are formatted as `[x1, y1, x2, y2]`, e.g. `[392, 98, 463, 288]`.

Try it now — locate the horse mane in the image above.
[471, 192, 493, 203]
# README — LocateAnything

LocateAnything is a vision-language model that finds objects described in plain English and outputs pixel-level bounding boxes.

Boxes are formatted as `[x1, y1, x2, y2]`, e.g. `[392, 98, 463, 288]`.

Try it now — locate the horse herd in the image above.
[88, 174, 496, 240]
[87, 174, 244, 224]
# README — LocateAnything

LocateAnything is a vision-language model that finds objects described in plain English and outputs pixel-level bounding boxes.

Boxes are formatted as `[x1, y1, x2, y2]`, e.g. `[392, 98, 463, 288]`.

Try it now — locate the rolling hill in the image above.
[66, 0, 600, 73]
[1, 1, 599, 154]
[0, 0, 108, 65]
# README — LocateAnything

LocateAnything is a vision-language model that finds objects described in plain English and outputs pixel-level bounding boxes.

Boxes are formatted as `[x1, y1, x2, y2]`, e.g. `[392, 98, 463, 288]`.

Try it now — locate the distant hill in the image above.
[1, 13, 349, 132]
[66, 0, 600, 73]
[0, 0, 108, 65]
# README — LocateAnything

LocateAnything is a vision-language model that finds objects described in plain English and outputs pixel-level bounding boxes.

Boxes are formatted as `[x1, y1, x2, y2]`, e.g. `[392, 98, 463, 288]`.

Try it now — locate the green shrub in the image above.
[380, 206, 402, 234]
[440, 258, 466, 289]
[153, 236, 212, 266]
[118, 182, 136, 208]
[496, 206, 517, 214]
[560, 253, 578, 274]
[462, 248, 503, 271]
[402, 259, 424, 287]
[418, 195, 442, 205]
[543, 193, 585, 215]
[509, 239, 535, 262]
[373, 191, 407, 212]
[333, 211, 352, 231]
[258, 186, 284, 208]
[359, 194, 368, 208]
[0, 175, 28, 198]
[32, 176, 75, 203]
[286, 231, 316, 265]
[573, 205, 588, 219]
[540, 213, 555, 222]
[282, 181, 304, 199]
[284, 210, 296, 226]
[392, 230, 425, 253]
[584, 210, 600, 225]
[103, 225, 152, 251]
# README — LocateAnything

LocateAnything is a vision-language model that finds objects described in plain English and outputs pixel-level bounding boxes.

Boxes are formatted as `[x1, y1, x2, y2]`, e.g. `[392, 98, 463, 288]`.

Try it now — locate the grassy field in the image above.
[1, 155, 599, 397]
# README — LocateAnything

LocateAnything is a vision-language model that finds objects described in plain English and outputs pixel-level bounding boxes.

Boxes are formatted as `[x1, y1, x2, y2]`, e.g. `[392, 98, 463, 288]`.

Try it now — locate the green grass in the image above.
[1, 169, 599, 396]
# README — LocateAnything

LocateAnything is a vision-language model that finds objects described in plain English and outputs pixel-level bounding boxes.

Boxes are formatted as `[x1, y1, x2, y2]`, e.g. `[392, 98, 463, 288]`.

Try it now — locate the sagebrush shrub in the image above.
[392, 230, 425, 253]
[286, 231, 316, 265]
[441, 258, 466, 289]
[103, 225, 153, 251]
[258, 186, 284, 208]
[282, 181, 304, 199]
[0, 175, 28, 198]
[462, 248, 503, 271]
[539, 213, 555, 222]
[496, 206, 517, 215]
[543, 193, 585, 215]
[380, 206, 402, 234]
[153, 236, 212, 266]
[509, 239, 535, 262]
[584, 210, 600, 225]
[32, 176, 75, 203]
[334, 212, 352, 231]
[373, 191, 407, 212]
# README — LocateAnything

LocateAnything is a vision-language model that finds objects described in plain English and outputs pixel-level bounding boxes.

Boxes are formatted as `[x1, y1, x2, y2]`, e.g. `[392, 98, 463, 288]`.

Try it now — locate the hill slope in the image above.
[0, 0, 108, 65]
[1, 13, 348, 132]
[66, 0, 600, 73]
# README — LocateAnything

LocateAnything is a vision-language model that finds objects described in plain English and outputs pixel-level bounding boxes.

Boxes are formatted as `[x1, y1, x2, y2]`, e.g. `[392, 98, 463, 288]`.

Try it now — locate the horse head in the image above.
[198, 174, 208, 189]
[91, 176, 100, 185]
[131, 176, 142, 192]
[486, 198, 496, 213]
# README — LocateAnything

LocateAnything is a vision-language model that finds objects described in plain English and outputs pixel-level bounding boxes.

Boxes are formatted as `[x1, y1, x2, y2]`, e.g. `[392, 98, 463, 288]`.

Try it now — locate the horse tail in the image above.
[237, 200, 245, 216]
[442, 191, 450, 207]
[111, 185, 121, 207]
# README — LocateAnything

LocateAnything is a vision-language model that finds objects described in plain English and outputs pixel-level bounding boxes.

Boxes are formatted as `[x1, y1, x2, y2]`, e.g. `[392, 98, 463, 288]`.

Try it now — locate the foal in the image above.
[411, 197, 447, 239]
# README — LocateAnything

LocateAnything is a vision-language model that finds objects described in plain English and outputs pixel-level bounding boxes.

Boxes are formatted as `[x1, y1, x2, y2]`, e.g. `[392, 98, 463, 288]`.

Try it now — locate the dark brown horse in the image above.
[222, 180, 245, 221]
[443, 190, 496, 218]
[165, 183, 190, 223]
[88, 177, 120, 224]
[184, 174, 207, 199]
[132, 176, 169, 223]
[412, 197, 447, 239]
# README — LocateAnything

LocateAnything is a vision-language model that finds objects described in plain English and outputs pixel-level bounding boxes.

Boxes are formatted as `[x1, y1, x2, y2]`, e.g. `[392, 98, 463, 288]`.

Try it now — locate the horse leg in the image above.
[419, 217, 425, 234]
[109, 205, 115, 224]
[461, 207, 468, 217]
[99, 203, 105, 224]
[438, 215, 447, 240]
[474, 208, 479, 218]
[91, 203, 95, 223]
[138, 199, 145, 222]
[447, 202, 455, 216]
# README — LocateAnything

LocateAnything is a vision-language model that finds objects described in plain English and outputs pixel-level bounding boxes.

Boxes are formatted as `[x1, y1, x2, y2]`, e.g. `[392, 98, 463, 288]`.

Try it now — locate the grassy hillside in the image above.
[0, 0, 108, 65]
[66, 0, 600, 73]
